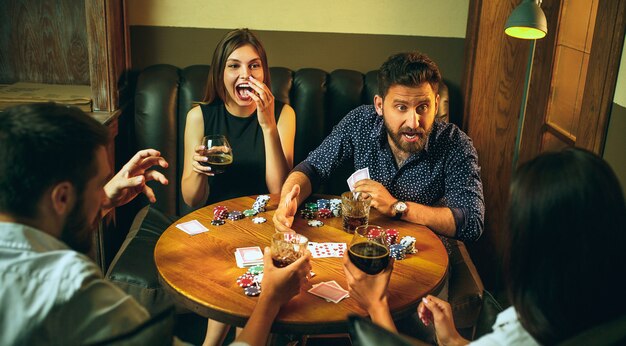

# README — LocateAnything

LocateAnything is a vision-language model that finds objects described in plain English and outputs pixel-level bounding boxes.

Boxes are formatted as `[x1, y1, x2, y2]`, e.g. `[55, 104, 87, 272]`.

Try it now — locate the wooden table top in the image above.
[154, 194, 449, 334]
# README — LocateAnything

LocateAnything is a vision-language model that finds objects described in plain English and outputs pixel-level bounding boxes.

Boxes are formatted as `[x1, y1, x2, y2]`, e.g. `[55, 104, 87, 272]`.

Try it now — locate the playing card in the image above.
[175, 220, 209, 235]
[234, 246, 264, 267]
[347, 167, 370, 191]
[309, 242, 346, 258]
[308, 282, 349, 303]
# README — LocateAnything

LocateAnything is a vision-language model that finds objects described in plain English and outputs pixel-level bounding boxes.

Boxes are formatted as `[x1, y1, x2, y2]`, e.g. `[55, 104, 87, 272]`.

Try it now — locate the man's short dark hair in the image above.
[0, 103, 109, 218]
[377, 51, 442, 99]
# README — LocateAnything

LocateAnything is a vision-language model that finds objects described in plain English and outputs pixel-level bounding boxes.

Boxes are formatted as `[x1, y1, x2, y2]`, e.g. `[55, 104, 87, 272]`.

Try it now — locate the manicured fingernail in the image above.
[422, 297, 428, 303]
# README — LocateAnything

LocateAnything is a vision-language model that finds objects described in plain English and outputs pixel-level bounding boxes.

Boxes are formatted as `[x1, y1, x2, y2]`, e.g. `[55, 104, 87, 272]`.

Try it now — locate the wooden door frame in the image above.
[519, 0, 626, 163]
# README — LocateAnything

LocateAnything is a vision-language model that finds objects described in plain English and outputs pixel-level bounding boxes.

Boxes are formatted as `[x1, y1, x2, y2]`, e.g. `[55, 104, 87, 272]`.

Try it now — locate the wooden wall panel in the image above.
[0, 0, 89, 84]
[462, 0, 532, 289]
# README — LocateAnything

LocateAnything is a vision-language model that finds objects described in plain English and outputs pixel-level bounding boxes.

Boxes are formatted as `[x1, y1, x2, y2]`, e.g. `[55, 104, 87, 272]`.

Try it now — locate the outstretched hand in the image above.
[102, 149, 169, 214]
[273, 184, 300, 232]
[418, 295, 468, 346]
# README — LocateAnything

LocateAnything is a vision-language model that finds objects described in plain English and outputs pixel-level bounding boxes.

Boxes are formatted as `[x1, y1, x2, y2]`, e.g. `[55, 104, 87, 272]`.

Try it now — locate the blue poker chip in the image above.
[244, 285, 261, 296]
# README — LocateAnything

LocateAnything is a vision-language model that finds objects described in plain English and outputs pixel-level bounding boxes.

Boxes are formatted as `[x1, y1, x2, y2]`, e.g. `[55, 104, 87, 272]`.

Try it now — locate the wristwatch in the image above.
[391, 200, 408, 220]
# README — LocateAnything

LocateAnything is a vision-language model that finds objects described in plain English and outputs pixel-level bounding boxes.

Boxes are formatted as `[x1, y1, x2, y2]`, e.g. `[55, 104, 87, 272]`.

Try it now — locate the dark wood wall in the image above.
[462, 0, 533, 290]
[0, 0, 90, 85]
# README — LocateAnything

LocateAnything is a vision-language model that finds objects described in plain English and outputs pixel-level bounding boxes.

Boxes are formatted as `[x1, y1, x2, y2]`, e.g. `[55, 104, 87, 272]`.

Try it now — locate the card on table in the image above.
[175, 220, 209, 235]
[308, 282, 349, 303]
[307, 242, 346, 258]
[234, 246, 264, 268]
[347, 167, 370, 191]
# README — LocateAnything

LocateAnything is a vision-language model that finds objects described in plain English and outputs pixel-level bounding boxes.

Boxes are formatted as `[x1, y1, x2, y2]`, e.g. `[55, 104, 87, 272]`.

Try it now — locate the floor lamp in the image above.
[505, 0, 548, 168]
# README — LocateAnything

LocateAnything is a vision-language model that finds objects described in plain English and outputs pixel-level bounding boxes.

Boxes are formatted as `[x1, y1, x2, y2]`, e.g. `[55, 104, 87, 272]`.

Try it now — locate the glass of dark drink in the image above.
[270, 232, 308, 268]
[348, 225, 390, 275]
[200, 135, 233, 174]
[341, 191, 372, 233]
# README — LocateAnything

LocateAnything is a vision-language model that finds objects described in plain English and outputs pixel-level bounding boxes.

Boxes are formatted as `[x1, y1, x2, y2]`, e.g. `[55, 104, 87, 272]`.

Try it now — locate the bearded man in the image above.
[0, 103, 171, 344]
[273, 52, 484, 340]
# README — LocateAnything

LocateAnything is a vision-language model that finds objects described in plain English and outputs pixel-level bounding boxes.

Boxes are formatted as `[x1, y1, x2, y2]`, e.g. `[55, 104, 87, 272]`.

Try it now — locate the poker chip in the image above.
[228, 210, 244, 221]
[248, 265, 264, 275]
[367, 229, 383, 239]
[244, 285, 261, 296]
[316, 199, 330, 210]
[308, 219, 324, 227]
[237, 276, 255, 288]
[390, 244, 407, 260]
[304, 202, 318, 211]
[300, 209, 316, 220]
[213, 206, 229, 220]
[252, 217, 267, 224]
[385, 229, 399, 245]
[317, 208, 332, 219]
[400, 236, 417, 254]
[243, 209, 258, 217]
[211, 219, 225, 226]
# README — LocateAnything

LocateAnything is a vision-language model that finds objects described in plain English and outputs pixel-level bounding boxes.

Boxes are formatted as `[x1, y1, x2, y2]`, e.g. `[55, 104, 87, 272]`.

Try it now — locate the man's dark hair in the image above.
[377, 51, 442, 99]
[505, 148, 626, 344]
[0, 103, 109, 218]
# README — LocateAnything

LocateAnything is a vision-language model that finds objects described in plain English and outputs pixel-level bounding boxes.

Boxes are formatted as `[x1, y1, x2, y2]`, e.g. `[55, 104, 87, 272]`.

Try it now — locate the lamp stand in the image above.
[512, 39, 536, 168]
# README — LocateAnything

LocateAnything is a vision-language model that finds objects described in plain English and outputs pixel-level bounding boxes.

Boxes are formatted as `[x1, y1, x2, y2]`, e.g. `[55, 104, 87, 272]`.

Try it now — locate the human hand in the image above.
[260, 247, 312, 307]
[354, 179, 396, 217]
[418, 295, 467, 346]
[102, 149, 169, 211]
[191, 144, 215, 176]
[342, 252, 394, 315]
[273, 184, 300, 232]
[247, 76, 276, 131]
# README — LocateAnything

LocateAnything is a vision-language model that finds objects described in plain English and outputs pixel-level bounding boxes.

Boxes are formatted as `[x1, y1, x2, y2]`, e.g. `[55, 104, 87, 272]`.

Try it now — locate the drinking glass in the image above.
[348, 225, 389, 275]
[270, 232, 308, 268]
[200, 135, 233, 174]
[341, 191, 372, 234]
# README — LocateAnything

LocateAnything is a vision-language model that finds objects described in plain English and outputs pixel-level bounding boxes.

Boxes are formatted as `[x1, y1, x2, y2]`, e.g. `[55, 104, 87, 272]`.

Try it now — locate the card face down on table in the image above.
[235, 246, 264, 267]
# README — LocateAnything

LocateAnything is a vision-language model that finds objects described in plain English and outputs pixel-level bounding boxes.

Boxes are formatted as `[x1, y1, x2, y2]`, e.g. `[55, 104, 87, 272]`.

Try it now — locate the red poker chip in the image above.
[237, 277, 254, 288]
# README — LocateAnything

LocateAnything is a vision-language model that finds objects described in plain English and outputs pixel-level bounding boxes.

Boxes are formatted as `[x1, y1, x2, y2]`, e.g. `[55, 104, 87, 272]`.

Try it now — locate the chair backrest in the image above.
[86, 306, 175, 346]
[347, 315, 430, 346]
[133, 65, 378, 217]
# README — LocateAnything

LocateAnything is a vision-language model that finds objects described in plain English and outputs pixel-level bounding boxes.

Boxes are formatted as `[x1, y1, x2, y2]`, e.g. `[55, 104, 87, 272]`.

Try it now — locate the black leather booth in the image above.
[105, 64, 484, 342]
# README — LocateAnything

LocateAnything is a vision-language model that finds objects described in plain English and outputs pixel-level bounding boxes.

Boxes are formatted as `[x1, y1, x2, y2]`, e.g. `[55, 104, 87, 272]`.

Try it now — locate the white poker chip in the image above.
[308, 219, 324, 227]
[252, 217, 267, 224]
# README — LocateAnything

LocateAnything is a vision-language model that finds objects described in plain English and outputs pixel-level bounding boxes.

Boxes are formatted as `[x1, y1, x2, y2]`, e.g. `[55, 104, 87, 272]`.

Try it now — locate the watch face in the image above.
[395, 201, 407, 213]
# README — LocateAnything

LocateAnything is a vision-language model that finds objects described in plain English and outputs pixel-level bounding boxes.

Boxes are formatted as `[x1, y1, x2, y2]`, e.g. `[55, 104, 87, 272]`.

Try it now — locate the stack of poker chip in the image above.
[385, 229, 399, 245]
[400, 235, 417, 254]
[300, 209, 316, 219]
[228, 210, 244, 221]
[252, 195, 270, 213]
[213, 206, 229, 220]
[389, 244, 407, 260]
[316, 199, 330, 210]
[329, 198, 342, 217]
[301, 202, 318, 219]
[317, 208, 332, 219]
[237, 265, 264, 296]
[366, 228, 383, 240]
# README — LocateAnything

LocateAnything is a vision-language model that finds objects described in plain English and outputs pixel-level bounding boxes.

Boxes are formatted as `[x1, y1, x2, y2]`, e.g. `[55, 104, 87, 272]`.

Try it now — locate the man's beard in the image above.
[59, 193, 100, 254]
[383, 117, 432, 154]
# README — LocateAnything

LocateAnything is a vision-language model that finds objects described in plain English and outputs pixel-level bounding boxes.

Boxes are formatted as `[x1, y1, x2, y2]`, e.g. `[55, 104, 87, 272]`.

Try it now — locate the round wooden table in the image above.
[154, 194, 448, 334]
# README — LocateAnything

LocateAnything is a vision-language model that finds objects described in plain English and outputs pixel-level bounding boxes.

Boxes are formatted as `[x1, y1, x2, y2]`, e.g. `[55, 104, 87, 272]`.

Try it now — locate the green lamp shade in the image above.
[505, 0, 548, 39]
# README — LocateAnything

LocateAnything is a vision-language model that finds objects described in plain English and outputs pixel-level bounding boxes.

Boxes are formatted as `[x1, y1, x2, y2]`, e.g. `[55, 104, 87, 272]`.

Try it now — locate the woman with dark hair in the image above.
[182, 28, 295, 208]
[345, 148, 626, 345]
[180, 28, 296, 345]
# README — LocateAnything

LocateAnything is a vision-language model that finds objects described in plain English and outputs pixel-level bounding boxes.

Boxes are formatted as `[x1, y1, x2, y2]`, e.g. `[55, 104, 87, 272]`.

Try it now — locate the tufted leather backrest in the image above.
[134, 65, 379, 217]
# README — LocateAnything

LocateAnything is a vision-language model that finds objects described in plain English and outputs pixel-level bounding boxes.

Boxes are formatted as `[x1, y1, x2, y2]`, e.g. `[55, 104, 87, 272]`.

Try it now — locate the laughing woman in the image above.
[180, 28, 296, 346]
[182, 28, 295, 208]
